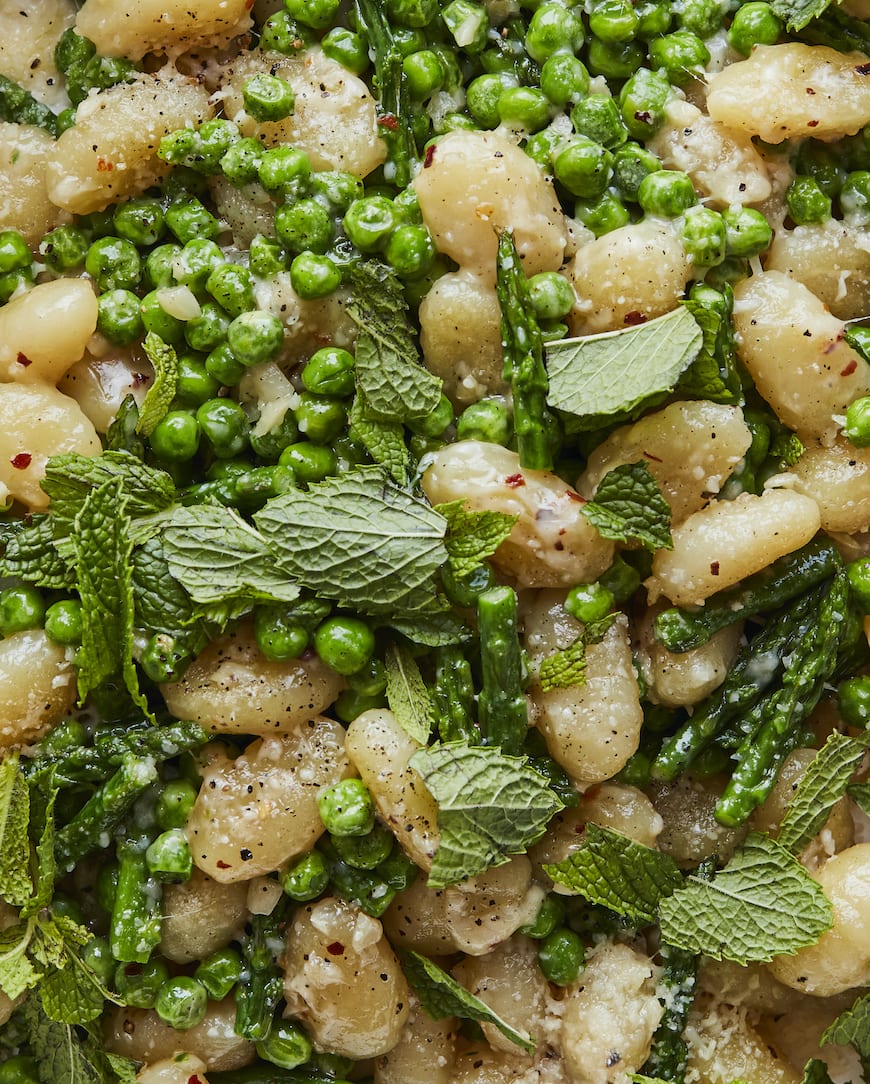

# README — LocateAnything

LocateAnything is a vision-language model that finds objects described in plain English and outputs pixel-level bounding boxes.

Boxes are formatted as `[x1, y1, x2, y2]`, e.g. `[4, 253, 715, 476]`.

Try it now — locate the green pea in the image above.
[528, 271, 575, 321]
[384, 223, 436, 280]
[220, 137, 265, 187]
[786, 175, 832, 225]
[680, 205, 727, 267]
[44, 599, 83, 646]
[249, 407, 299, 461]
[290, 251, 342, 299]
[589, 0, 640, 42]
[165, 198, 221, 244]
[467, 72, 517, 129]
[0, 229, 31, 274]
[146, 829, 193, 883]
[847, 557, 870, 613]
[519, 894, 566, 939]
[540, 53, 591, 107]
[227, 310, 284, 367]
[85, 235, 141, 292]
[243, 73, 295, 122]
[205, 342, 247, 387]
[257, 1020, 314, 1070]
[196, 398, 251, 458]
[841, 170, 870, 227]
[0, 1057, 40, 1084]
[721, 206, 772, 258]
[258, 145, 312, 197]
[282, 850, 331, 901]
[648, 30, 710, 85]
[838, 675, 870, 729]
[636, 0, 673, 37]
[0, 266, 33, 303]
[403, 49, 445, 100]
[285, 0, 341, 29]
[538, 927, 585, 985]
[150, 410, 201, 463]
[0, 585, 44, 636]
[143, 242, 182, 290]
[314, 616, 375, 676]
[586, 35, 645, 79]
[392, 27, 428, 56]
[574, 189, 628, 236]
[172, 238, 224, 293]
[184, 303, 230, 355]
[39, 225, 89, 271]
[139, 290, 186, 346]
[318, 777, 377, 836]
[347, 656, 388, 697]
[637, 168, 697, 216]
[279, 441, 338, 483]
[442, 0, 489, 52]
[612, 142, 661, 201]
[384, 0, 438, 28]
[275, 198, 333, 255]
[294, 393, 347, 444]
[332, 823, 394, 869]
[525, 126, 567, 169]
[845, 395, 870, 448]
[309, 170, 365, 214]
[302, 346, 356, 397]
[140, 632, 190, 684]
[618, 66, 672, 141]
[259, 10, 316, 54]
[565, 581, 615, 623]
[321, 27, 370, 75]
[113, 198, 166, 247]
[206, 263, 256, 317]
[407, 392, 454, 438]
[525, 2, 585, 62]
[194, 946, 243, 1000]
[795, 140, 846, 198]
[571, 94, 628, 149]
[156, 779, 198, 831]
[343, 195, 398, 252]
[553, 137, 614, 199]
[441, 562, 496, 606]
[598, 554, 641, 603]
[155, 976, 208, 1031]
[81, 936, 115, 986]
[233, 464, 296, 510]
[456, 397, 513, 445]
[727, 1, 783, 55]
[254, 605, 309, 661]
[97, 288, 144, 345]
[498, 86, 552, 132]
[677, 0, 723, 38]
[249, 234, 287, 278]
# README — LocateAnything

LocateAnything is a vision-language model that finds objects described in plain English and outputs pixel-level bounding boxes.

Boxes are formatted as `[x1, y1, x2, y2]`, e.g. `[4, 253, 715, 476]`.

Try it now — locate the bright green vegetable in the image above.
[477, 585, 528, 756]
[317, 778, 377, 836]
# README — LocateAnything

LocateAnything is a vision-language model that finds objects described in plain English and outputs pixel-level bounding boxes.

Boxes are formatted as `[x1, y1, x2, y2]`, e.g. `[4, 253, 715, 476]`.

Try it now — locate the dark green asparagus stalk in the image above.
[54, 28, 137, 108]
[110, 837, 163, 964]
[477, 586, 528, 757]
[640, 942, 698, 1083]
[54, 754, 158, 872]
[432, 646, 478, 743]
[210, 1071, 349, 1084]
[797, 4, 870, 51]
[0, 75, 59, 136]
[234, 904, 288, 1043]
[651, 584, 821, 782]
[715, 569, 853, 827]
[653, 538, 842, 653]
[496, 229, 555, 472]
[353, 0, 416, 188]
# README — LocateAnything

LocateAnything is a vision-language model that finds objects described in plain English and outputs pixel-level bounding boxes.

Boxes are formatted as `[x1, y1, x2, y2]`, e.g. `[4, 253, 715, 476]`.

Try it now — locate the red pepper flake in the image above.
[823, 339, 838, 355]
[216, 859, 231, 869]
[423, 143, 436, 168]
[189, 1076, 205, 1084]
[11, 453, 31, 470]
[327, 941, 345, 955]
[856, 62, 870, 75]
[643, 450, 664, 462]
[566, 490, 585, 503]
[623, 311, 647, 326]
[634, 110, 652, 125]
[806, 87, 816, 94]
[710, 561, 720, 576]
[96, 157, 114, 171]
[16, 352, 31, 367]
[378, 114, 399, 131]
[504, 473, 525, 488]
[807, 119, 819, 127]
[841, 359, 858, 377]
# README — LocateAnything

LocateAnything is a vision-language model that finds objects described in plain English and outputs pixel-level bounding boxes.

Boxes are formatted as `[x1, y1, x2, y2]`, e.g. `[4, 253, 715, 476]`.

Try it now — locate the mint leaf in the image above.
[402, 950, 535, 1055]
[435, 501, 517, 581]
[161, 504, 299, 605]
[73, 478, 145, 713]
[0, 518, 74, 589]
[105, 395, 145, 458]
[136, 332, 178, 436]
[37, 916, 106, 1025]
[409, 742, 564, 888]
[658, 832, 833, 964]
[349, 390, 410, 486]
[770, 0, 832, 31]
[545, 307, 703, 428]
[538, 634, 587, 693]
[544, 823, 682, 924]
[777, 731, 869, 854]
[581, 461, 672, 551]
[255, 467, 447, 616]
[0, 923, 42, 1000]
[847, 781, 870, 816]
[387, 607, 466, 647]
[43, 451, 176, 530]
[26, 769, 58, 915]
[347, 261, 442, 422]
[800, 1059, 836, 1084]
[385, 643, 433, 745]
[23, 992, 115, 1084]
[678, 297, 741, 405]
[0, 753, 32, 907]
[130, 538, 208, 658]
[821, 991, 870, 1074]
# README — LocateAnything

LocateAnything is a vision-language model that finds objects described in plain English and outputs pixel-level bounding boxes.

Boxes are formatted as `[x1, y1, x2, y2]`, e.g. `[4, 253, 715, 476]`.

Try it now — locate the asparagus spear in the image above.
[0, 75, 59, 136]
[432, 646, 478, 744]
[477, 586, 528, 756]
[640, 942, 698, 1083]
[234, 905, 288, 1042]
[110, 838, 163, 964]
[496, 229, 555, 472]
[653, 538, 841, 653]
